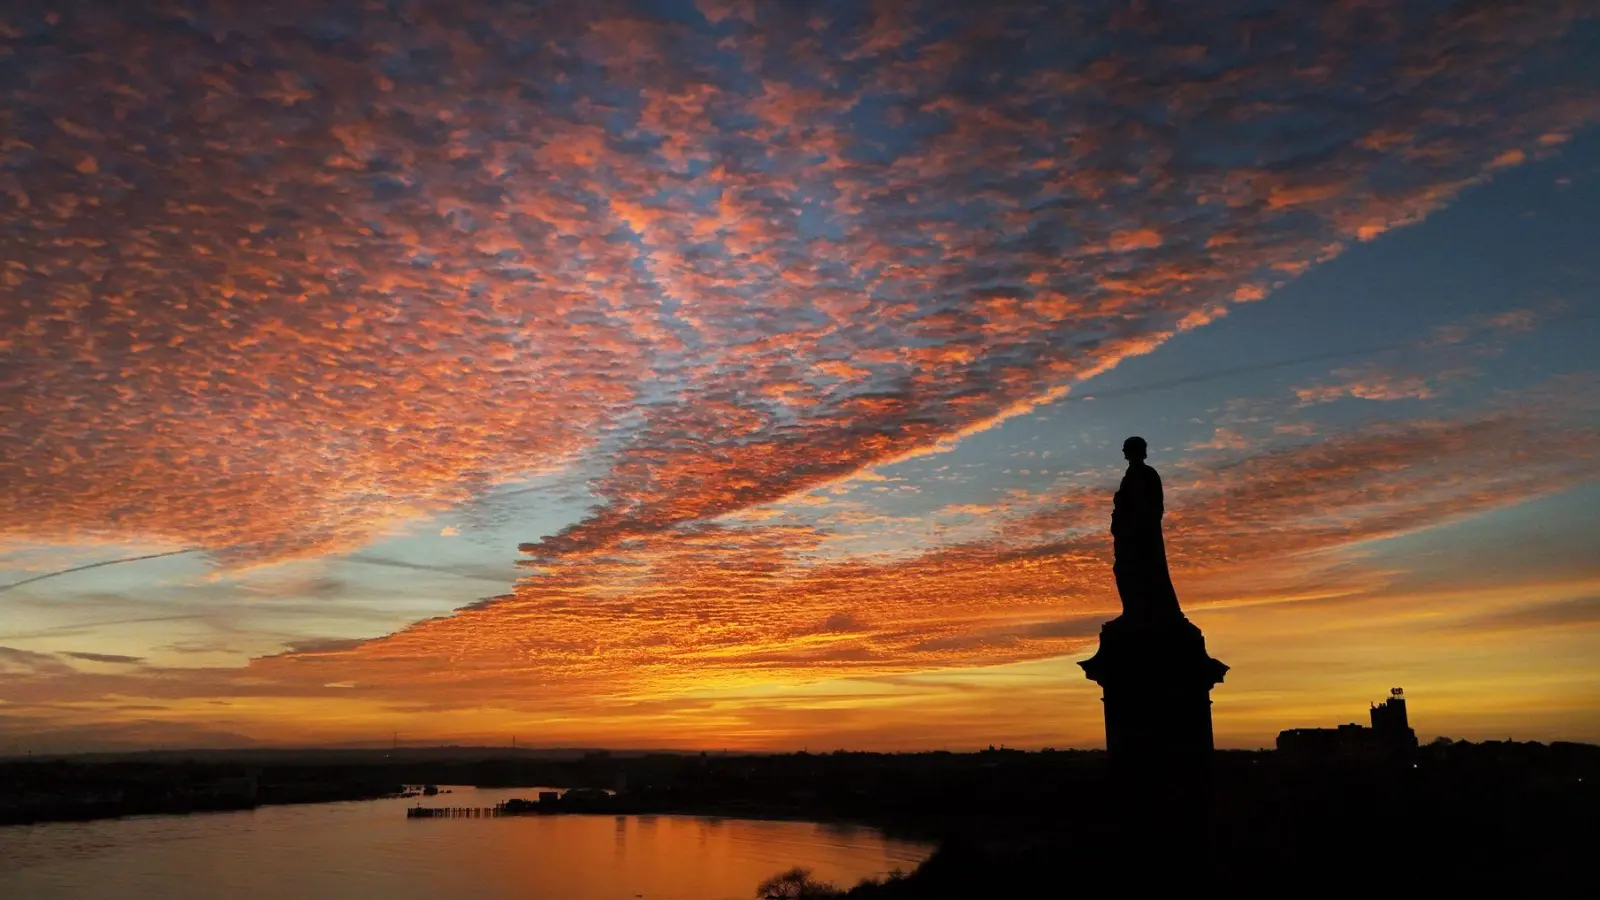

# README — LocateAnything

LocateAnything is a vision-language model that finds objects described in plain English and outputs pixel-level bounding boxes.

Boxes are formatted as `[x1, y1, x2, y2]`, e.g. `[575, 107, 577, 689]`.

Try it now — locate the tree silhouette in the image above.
[756, 867, 845, 900]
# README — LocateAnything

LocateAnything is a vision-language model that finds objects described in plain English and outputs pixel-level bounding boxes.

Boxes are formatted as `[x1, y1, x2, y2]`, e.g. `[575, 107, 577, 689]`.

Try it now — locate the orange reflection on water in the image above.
[0, 787, 931, 900]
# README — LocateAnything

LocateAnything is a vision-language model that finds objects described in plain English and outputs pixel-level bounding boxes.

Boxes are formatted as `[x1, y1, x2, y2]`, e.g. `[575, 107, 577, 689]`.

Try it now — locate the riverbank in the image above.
[404, 791, 949, 846]
[2, 781, 404, 827]
[0, 758, 404, 827]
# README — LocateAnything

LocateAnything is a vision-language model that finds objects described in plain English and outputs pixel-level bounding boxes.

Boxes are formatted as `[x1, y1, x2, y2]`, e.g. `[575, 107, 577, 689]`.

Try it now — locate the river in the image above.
[0, 786, 934, 899]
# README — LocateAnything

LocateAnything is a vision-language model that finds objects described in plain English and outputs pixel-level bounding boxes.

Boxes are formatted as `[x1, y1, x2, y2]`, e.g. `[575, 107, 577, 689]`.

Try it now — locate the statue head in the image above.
[1122, 436, 1148, 462]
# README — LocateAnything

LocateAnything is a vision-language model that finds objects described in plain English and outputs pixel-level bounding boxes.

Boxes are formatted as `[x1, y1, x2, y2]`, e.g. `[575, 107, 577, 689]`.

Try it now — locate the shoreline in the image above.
[484, 796, 948, 844]
[5, 786, 946, 847]
[1, 784, 402, 828]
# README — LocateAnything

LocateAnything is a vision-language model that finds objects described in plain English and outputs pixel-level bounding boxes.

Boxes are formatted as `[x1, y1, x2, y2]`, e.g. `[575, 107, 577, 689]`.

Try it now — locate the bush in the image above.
[756, 867, 845, 899]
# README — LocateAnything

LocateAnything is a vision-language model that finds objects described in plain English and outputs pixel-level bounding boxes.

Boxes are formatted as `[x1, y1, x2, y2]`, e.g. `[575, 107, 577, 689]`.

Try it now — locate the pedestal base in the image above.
[1079, 615, 1228, 769]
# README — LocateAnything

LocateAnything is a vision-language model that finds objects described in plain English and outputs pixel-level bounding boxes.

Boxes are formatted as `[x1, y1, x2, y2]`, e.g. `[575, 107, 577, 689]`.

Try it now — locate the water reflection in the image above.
[0, 787, 931, 900]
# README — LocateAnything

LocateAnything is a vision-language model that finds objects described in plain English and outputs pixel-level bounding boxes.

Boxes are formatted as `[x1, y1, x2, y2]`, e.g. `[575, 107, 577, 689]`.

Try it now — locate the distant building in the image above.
[1278, 688, 1420, 762]
[1369, 688, 1414, 742]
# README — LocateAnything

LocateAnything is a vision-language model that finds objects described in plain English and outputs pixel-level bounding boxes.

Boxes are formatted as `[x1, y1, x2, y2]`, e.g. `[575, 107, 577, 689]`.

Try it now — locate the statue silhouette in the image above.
[1111, 436, 1182, 623]
[1080, 437, 1231, 875]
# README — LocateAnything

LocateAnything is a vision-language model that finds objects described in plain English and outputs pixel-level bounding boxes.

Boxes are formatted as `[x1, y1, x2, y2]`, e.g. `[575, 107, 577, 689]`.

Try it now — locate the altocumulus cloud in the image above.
[2, 1, 1594, 567]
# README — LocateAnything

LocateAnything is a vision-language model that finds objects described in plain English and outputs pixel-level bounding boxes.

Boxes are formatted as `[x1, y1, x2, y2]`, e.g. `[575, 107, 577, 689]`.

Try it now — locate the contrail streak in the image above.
[1071, 341, 1411, 402]
[0, 548, 203, 595]
[344, 554, 518, 585]
[1073, 309, 1597, 402]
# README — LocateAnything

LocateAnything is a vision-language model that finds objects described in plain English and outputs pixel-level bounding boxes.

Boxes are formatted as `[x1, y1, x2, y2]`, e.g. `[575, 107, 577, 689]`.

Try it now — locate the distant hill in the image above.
[0, 745, 748, 764]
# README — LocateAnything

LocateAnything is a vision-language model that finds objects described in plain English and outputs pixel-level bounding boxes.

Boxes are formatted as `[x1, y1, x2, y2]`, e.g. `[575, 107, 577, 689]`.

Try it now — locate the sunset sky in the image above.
[2, 0, 1599, 754]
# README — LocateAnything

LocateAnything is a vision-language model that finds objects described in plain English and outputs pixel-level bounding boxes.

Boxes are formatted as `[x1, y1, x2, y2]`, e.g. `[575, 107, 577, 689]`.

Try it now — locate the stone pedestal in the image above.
[1079, 615, 1228, 771]
[1081, 616, 1228, 871]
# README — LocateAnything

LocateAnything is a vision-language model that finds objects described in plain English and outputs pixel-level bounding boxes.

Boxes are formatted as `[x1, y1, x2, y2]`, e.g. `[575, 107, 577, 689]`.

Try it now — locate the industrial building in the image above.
[1277, 688, 1419, 762]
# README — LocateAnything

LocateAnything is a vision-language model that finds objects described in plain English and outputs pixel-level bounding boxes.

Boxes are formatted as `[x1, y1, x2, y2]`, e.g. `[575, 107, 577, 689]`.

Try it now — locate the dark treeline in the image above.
[0, 757, 390, 825]
[0, 747, 630, 825]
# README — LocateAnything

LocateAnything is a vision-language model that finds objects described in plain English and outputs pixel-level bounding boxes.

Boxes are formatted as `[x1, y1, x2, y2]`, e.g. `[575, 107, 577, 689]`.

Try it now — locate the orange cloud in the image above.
[1107, 228, 1163, 252]
[14, 381, 1589, 735]
[1296, 373, 1436, 405]
[9, 383, 1597, 749]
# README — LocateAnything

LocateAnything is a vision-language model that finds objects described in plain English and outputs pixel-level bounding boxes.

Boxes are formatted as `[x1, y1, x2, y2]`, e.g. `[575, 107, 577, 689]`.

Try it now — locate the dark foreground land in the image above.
[4, 740, 1594, 891]
[739, 740, 1599, 894]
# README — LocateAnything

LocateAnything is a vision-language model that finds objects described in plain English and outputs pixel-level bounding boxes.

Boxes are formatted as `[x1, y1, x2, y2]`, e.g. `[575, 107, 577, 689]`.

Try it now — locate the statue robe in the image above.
[1111, 461, 1182, 622]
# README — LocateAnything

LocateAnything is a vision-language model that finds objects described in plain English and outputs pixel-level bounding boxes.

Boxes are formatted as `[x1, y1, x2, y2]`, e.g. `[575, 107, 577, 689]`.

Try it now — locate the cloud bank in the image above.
[2, 1, 1594, 565]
